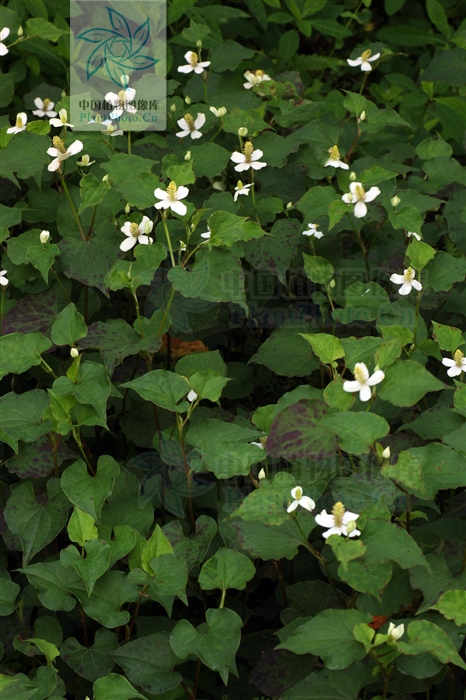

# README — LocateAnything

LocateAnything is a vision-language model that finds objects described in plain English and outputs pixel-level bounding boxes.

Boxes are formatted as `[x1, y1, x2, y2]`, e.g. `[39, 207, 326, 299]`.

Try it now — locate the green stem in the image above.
[219, 587, 226, 609]
[157, 286, 175, 337]
[162, 214, 176, 267]
[0, 286, 5, 336]
[72, 427, 95, 475]
[131, 286, 144, 337]
[346, 213, 370, 280]
[51, 267, 72, 303]
[413, 288, 422, 347]
[40, 358, 57, 379]
[60, 174, 86, 241]
[127, 130, 131, 154]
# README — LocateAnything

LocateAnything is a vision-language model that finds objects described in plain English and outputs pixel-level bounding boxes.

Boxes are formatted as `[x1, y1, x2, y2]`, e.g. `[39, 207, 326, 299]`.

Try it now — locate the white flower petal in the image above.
[322, 526, 343, 539]
[367, 370, 385, 386]
[353, 200, 367, 218]
[0, 27, 10, 41]
[360, 61, 373, 71]
[190, 130, 202, 139]
[314, 511, 334, 528]
[369, 52, 381, 62]
[442, 358, 456, 368]
[47, 158, 61, 172]
[234, 162, 251, 172]
[286, 500, 299, 513]
[120, 236, 136, 251]
[177, 64, 193, 74]
[154, 188, 168, 200]
[121, 223, 132, 236]
[342, 193, 352, 204]
[299, 496, 316, 512]
[230, 151, 246, 163]
[364, 186, 380, 203]
[176, 129, 190, 138]
[250, 161, 267, 170]
[170, 200, 187, 216]
[411, 279, 422, 291]
[343, 380, 361, 393]
[252, 149, 264, 160]
[67, 140, 84, 156]
[177, 186, 190, 200]
[390, 273, 405, 284]
[348, 528, 361, 538]
[398, 282, 412, 296]
[176, 118, 189, 130]
[347, 57, 363, 66]
[447, 366, 462, 377]
[194, 113, 206, 128]
[359, 384, 372, 402]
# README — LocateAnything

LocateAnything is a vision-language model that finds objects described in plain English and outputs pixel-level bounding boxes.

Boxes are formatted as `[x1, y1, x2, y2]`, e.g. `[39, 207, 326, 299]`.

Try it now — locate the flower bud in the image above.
[184, 150, 191, 161]
[346, 520, 357, 534]
[212, 181, 225, 191]
[217, 106, 227, 117]
[70, 348, 79, 358]
[359, 110, 366, 121]
[329, 279, 336, 289]
[382, 446, 391, 459]
[349, 171, 357, 181]
[258, 468, 266, 480]
[185, 95, 191, 105]
[196, 39, 202, 48]
[391, 195, 400, 207]
[40, 230, 50, 244]
[238, 127, 248, 137]
[286, 202, 293, 209]
[102, 174, 109, 182]
[120, 74, 130, 87]
[125, 202, 130, 214]
[170, 103, 177, 112]
[252, 131, 259, 138]
[17, 25, 23, 36]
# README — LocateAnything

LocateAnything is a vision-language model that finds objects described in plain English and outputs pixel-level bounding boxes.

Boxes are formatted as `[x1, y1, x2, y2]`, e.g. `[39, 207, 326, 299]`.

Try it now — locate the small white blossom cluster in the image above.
[286, 488, 361, 539]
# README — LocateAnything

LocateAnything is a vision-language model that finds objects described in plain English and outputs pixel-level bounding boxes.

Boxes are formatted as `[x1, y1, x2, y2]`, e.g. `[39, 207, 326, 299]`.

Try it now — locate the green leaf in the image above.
[198, 547, 255, 592]
[93, 673, 146, 700]
[323, 412, 390, 455]
[278, 609, 371, 668]
[430, 590, 466, 626]
[4, 479, 69, 566]
[50, 303, 87, 346]
[207, 210, 265, 246]
[425, 251, 466, 291]
[327, 535, 366, 571]
[426, 0, 451, 38]
[209, 39, 255, 71]
[100, 153, 159, 208]
[189, 370, 231, 402]
[121, 369, 190, 412]
[191, 143, 231, 178]
[0, 131, 49, 180]
[26, 17, 68, 41]
[175, 350, 226, 378]
[59, 235, 119, 296]
[243, 218, 301, 284]
[25, 242, 60, 283]
[415, 136, 452, 160]
[343, 91, 367, 116]
[333, 282, 390, 324]
[0, 332, 52, 379]
[0, 576, 20, 616]
[18, 560, 80, 612]
[323, 376, 355, 411]
[422, 48, 466, 86]
[110, 634, 182, 695]
[406, 239, 436, 270]
[79, 174, 111, 214]
[61, 455, 120, 523]
[382, 443, 466, 500]
[170, 608, 242, 684]
[148, 553, 188, 602]
[303, 253, 334, 284]
[398, 620, 466, 670]
[232, 472, 299, 526]
[60, 540, 112, 595]
[165, 157, 196, 186]
[75, 570, 139, 628]
[389, 205, 422, 233]
[16, 637, 60, 665]
[267, 399, 337, 460]
[61, 629, 118, 682]
[378, 359, 445, 407]
[277, 664, 373, 700]
[250, 326, 319, 377]
[141, 524, 174, 575]
[67, 507, 98, 547]
[300, 333, 345, 365]
[52, 361, 112, 426]
[0, 389, 52, 449]
[168, 248, 247, 313]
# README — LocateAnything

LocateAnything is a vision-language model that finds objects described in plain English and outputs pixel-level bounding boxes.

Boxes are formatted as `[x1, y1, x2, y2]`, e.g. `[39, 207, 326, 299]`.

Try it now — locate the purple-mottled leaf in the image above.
[77, 28, 122, 43]
[2, 287, 64, 335]
[59, 238, 119, 297]
[6, 436, 77, 479]
[78, 319, 161, 373]
[267, 399, 337, 460]
[243, 219, 301, 284]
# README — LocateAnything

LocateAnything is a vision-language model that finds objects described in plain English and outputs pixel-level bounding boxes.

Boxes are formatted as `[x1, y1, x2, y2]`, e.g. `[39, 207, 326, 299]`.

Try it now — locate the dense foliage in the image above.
[0, 0, 465, 699]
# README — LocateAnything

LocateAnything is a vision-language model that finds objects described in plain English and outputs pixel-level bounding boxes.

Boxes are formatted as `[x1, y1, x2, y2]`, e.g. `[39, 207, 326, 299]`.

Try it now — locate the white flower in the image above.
[231, 142, 267, 172]
[287, 486, 315, 514]
[342, 181, 380, 218]
[407, 231, 421, 241]
[302, 223, 324, 239]
[325, 145, 349, 170]
[105, 87, 136, 120]
[343, 362, 385, 402]
[0, 269, 8, 286]
[382, 446, 391, 460]
[315, 502, 361, 538]
[49, 108, 74, 129]
[258, 468, 266, 479]
[7, 112, 27, 134]
[347, 48, 381, 72]
[442, 349, 466, 378]
[40, 230, 50, 244]
[176, 113, 206, 140]
[387, 622, 404, 642]
[101, 120, 123, 137]
[210, 106, 227, 118]
[234, 181, 252, 201]
[154, 181, 189, 216]
[120, 216, 153, 252]
[187, 389, 198, 402]
[47, 136, 83, 172]
[391, 195, 400, 207]
[32, 97, 57, 118]
[243, 69, 271, 89]
[177, 50, 210, 74]
[390, 267, 422, 296]
[70, 347, 79, 358]
[77, 154, 95, 167]
[0, 27, 10, 56]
